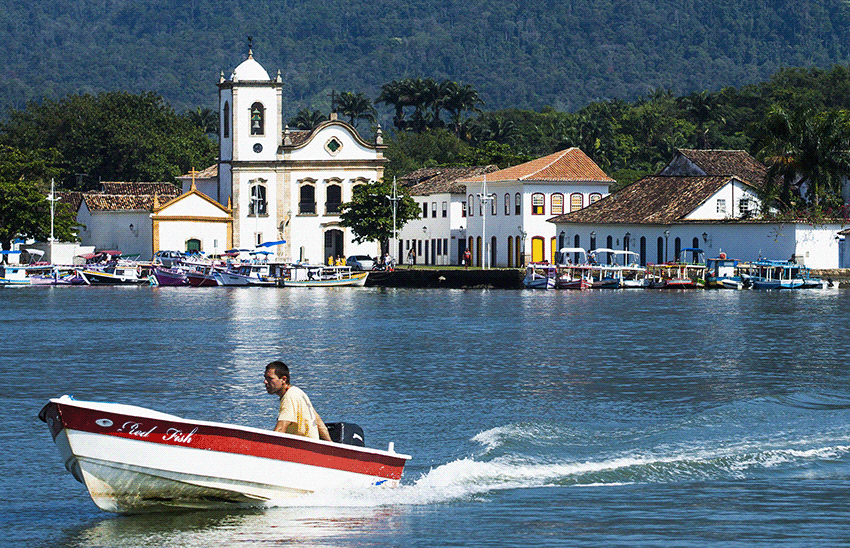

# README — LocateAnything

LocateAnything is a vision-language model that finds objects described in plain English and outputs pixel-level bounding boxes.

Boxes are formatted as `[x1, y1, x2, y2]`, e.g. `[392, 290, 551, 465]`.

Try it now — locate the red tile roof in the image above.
[549, 149, 769, 225]
[663, 149, 768, 188]
[178, 165, 219, 179]
[400, 165, 499, 195]
[549, 176, 735, 224]
[459, 148, 615, 184]
[83, 194, 164, 211]
[99, 182, 181, 196]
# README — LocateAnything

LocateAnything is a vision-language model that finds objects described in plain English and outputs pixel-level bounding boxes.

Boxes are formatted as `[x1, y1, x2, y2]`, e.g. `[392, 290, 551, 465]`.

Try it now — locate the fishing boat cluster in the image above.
[0, 250, 369, 288]
[522, 247, 835, 290]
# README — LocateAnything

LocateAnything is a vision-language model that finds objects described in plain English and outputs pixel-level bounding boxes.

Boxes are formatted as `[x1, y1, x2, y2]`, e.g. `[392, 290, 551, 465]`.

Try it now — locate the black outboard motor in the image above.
[326, 422, 365, 446]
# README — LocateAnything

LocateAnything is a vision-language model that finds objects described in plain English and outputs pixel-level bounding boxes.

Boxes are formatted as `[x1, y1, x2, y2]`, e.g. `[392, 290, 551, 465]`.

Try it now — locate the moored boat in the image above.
[151, 265, 189, 286]
[279, 265, 368, 287]
[29, 267, 88, 286]
[522, 263, 557, 289]
[79, 264, 149, 285]
[744, 260, 808, 289]
[647, 248, 707, 289]
[0, 264, 42, 286]
[705, 253, 743, 289]
[554, 247, 592, 289]
[38, 395, 411, 513]
[214, 263, 278, 286]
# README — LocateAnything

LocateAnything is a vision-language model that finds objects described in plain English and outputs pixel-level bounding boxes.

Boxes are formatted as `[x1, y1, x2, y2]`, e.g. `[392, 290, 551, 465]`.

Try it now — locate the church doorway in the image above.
[324, 229, 344, 262]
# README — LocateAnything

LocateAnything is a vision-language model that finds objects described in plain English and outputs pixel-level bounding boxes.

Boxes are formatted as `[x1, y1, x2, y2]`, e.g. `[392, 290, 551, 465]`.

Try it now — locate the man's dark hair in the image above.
[266, 361, 290, 382]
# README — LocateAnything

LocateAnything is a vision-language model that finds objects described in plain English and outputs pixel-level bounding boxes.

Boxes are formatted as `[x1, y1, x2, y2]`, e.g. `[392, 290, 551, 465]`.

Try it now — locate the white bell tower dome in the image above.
[218, 48, 282, 165]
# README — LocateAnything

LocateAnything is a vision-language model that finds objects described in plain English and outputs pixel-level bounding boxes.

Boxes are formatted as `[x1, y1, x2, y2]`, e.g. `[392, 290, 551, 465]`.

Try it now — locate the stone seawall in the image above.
[365, 269, 525, 289]
[364, 268, 850, 289]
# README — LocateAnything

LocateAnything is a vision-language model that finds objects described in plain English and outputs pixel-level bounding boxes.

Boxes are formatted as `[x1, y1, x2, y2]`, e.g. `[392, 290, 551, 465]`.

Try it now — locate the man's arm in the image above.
[315, 413, 332, 442]
[274, 420, 291, 433]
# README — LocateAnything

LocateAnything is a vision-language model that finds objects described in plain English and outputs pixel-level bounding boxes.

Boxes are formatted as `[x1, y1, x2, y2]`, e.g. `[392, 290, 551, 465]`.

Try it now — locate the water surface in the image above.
[2, 287, 849, 547]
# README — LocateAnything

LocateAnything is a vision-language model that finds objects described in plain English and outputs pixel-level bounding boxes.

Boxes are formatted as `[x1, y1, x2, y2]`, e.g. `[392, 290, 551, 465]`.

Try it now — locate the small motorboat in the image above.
[39, 395, 411, 513]
[279, 265, 368, 287]
[151, 265, 189, 286]
[522, 263, 557, 289]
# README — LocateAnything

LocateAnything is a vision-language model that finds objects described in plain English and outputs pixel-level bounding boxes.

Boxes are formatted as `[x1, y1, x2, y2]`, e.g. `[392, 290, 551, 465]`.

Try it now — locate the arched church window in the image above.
[250, 102, 265, 135]
[326, 183, 342, 214]
[250, 181, 267, 215]
[223, 102, 230, 138]
[299, 184, 316, 214]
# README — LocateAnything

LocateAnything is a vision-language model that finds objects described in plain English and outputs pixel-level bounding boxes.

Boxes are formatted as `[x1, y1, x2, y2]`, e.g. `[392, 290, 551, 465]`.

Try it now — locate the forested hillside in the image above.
[3, 0, 850, 121]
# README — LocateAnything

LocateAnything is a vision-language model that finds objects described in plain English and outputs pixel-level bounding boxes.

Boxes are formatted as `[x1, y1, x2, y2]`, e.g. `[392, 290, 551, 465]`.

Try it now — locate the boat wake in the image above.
[266, 421, 850, 509]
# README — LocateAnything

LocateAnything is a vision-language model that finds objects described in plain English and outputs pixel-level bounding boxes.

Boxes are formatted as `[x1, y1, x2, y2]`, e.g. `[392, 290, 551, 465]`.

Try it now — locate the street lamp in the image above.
[477, 176, 496, 269]
[45, 179, 60, 264]
[517, 225, 527, 267]
[385, 177, 399, 262]
[664, 230, 670, 262]
[421, 225, 429, 265]
[251, 195, 260, 248]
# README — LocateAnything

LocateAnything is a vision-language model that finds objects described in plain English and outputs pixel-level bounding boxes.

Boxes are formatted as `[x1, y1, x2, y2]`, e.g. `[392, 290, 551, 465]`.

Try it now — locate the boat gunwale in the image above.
[40, 396, 411, 463]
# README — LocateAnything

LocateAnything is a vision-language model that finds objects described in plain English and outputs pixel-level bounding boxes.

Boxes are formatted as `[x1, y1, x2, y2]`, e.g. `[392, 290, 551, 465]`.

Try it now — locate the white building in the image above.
[214, 50, 386, 263]
[396, 166, 497, 265]
[74, 183, 181, 260]
[151, 182, 232, 256]
[457, 148, 615, 268]
[550, 149, 846, 269]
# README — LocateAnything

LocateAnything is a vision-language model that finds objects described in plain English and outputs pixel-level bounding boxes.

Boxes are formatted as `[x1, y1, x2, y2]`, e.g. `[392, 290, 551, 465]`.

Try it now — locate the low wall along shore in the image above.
[365, 269, 525, 289]
[364, 268, 850, 289]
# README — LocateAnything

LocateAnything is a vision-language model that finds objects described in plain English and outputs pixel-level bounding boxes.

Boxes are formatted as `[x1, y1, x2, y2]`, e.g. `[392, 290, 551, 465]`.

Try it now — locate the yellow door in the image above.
[531, 237, 544, 263]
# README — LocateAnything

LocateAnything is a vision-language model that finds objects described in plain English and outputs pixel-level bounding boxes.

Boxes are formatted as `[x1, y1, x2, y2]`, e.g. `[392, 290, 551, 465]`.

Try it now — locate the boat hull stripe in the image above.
[44, 402, 406, 480]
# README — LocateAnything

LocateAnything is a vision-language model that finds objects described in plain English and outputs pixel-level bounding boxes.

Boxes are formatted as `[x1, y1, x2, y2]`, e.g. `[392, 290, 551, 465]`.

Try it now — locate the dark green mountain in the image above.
[4, 0, 850, 121]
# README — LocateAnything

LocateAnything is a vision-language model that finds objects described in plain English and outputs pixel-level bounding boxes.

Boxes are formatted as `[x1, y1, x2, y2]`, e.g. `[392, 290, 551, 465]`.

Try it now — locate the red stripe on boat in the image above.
[48, 402, 406, 479]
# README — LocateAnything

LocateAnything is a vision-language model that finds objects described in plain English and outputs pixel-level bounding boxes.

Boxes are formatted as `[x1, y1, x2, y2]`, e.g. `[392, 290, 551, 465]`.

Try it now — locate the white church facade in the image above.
[212, 50, 387, 263]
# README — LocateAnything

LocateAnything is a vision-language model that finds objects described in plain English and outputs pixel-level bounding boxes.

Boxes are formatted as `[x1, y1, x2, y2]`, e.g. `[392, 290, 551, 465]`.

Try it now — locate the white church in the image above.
[79, 50, 387, 263]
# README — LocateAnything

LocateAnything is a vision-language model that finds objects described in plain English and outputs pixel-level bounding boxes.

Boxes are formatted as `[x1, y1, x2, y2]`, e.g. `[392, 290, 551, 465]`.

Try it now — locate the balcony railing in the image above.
[299, 201, 316, 214]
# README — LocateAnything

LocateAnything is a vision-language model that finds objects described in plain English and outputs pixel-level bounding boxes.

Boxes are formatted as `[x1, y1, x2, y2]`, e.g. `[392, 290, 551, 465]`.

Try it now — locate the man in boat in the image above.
[263, 361, 332, 441]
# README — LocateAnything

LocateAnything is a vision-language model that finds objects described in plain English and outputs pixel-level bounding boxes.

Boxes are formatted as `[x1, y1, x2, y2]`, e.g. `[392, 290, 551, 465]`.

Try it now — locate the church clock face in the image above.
[253, 143, 263, 153]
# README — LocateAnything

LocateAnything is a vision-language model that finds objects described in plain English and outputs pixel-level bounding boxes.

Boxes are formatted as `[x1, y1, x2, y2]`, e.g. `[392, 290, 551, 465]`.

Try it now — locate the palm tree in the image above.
[377, 80, 415, 131]
[288, 108, 327, 130]
[755, 105, 850, 209]
[443, 82, 484, 134]
[186, 107, 219, 135]
[677, 91, 722, 149]
[335, 91, 376, 128]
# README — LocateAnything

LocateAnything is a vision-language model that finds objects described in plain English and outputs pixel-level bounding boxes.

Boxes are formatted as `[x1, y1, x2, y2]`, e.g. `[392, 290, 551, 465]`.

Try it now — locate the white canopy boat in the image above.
[39, 395, 411, 513]
[279, 265, 368, 287]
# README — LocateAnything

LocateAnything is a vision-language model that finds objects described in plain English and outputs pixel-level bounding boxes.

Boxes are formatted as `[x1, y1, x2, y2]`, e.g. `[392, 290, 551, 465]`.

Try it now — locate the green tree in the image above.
[754, 106, 850, 210]
[0, 145, 78, 252]
[384, 129, 472, 180]
[339, 179, 419, 246]
[288, 108, 327, 130]
[185, 107, 219, 136]
[678, 91, 724, 149]
[443, 82, 485, 134]
[335, 91, 377, 128]
[377, 78, 483, 134]
[0, 91, 216, 190]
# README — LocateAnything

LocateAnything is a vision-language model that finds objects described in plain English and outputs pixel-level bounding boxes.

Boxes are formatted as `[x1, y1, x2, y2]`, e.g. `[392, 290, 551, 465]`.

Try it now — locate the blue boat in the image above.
[705, 254, 743, 289]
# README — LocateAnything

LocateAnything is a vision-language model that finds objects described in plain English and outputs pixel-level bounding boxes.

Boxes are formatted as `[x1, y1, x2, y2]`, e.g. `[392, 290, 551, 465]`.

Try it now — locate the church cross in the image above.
[329, 89, 337, 113]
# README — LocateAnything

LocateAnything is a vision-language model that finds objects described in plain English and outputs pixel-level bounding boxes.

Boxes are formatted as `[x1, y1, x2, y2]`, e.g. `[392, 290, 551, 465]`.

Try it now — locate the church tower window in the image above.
[250, 102, 265, 135]
[223, 102, 230, 138]
[249, 181, 267, 215]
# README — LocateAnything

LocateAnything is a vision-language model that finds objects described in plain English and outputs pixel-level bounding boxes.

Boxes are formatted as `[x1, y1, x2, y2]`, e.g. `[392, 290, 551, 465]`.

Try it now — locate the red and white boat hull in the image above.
[39, 396, 410, 513]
